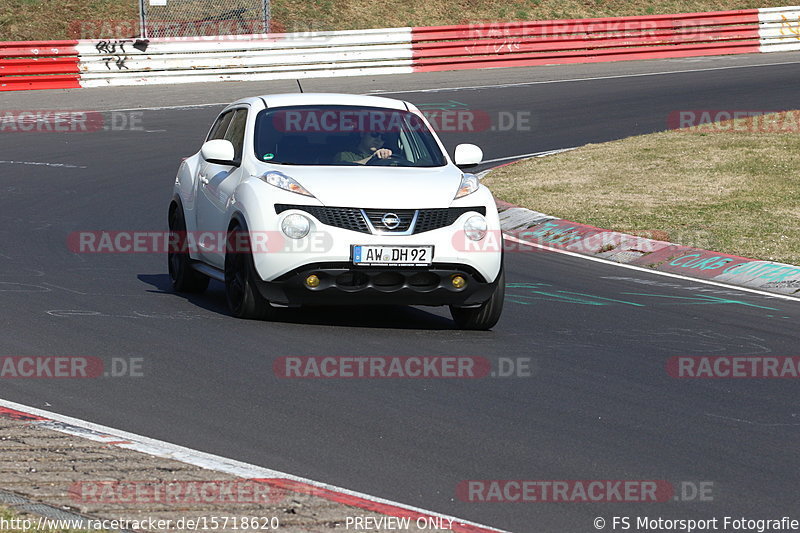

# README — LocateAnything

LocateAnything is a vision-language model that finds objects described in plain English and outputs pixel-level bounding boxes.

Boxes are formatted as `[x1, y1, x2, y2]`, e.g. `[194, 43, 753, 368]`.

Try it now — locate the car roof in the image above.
[228, 93, 410, 111]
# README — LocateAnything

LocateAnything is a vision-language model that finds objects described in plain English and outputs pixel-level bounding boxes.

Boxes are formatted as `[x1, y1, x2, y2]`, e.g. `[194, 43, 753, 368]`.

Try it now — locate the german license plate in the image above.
[353, 245, 433, 266]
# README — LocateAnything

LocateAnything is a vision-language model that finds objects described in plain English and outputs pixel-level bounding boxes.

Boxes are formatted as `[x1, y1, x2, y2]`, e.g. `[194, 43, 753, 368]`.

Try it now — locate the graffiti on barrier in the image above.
[95, 39, 149, 70]
[780, 14, 800, 40]
[95, 39, 133, 54]
[95, 39, 148, 53]
[102, 56, 129, 70]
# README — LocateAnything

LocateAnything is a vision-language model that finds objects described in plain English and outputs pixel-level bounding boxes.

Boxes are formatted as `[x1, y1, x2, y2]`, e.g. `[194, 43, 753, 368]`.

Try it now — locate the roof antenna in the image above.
[296, 80, 304, 93]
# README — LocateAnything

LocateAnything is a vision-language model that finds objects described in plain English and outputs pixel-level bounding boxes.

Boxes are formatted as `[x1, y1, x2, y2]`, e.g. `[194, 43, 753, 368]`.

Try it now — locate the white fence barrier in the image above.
[77, 28, 413, 87]
[760, 6, 800, 52]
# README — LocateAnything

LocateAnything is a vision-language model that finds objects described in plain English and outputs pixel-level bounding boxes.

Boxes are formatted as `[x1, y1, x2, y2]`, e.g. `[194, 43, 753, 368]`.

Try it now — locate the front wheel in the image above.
[449, 268, 504, 330]
[168, 205, 209, 293]
[224, 225, 276, 320]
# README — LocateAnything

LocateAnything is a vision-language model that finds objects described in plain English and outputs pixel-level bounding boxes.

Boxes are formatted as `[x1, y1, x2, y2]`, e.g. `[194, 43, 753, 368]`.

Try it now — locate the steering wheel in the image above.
[366, 153, 411, 166]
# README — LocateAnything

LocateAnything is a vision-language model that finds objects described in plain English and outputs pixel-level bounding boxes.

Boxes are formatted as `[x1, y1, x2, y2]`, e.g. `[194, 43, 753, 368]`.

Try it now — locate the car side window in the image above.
[207, 111, 234, 141]
[224, 109, 248, 161]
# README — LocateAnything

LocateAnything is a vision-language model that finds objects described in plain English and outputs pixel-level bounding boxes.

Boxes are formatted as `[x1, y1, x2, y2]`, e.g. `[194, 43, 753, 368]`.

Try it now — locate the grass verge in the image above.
[0, 0, 781, 41]
[482, 111, 800, 265]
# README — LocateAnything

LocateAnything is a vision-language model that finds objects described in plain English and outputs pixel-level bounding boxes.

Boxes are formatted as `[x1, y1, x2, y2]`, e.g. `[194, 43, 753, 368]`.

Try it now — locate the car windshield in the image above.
[254, 105, 447, 167]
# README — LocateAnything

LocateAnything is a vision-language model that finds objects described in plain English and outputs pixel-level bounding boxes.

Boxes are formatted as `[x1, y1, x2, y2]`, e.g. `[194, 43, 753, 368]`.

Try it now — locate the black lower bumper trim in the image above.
[255, 262, 498, 307]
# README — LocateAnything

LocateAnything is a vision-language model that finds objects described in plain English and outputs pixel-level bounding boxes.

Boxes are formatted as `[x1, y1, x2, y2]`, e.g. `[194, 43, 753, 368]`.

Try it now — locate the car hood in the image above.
[258, 164, 463, 209]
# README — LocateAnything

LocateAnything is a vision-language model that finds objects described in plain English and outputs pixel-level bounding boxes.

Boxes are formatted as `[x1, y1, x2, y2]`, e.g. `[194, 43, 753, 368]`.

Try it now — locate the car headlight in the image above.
[260, 171, 314, 197]
[464, 215, 487, 241]
[454, 173, 479, 199]
[281, 214, 311, 239]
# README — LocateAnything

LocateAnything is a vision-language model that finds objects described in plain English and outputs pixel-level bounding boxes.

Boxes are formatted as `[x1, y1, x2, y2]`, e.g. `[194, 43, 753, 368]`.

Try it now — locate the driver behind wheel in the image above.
[333, 131, 393, 164]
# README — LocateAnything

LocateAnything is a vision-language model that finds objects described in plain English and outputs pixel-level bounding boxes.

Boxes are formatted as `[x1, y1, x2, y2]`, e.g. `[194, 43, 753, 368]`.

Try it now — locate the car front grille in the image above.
[415, 207, 485, 233]
[275, 205, 486, 235]
[275, 204, 370, 234]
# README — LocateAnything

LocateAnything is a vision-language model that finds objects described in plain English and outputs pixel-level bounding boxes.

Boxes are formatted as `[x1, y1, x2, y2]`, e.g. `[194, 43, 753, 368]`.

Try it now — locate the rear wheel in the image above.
[224, 224, 276, 320]
[449, 268, 504, 330]
[168, 205, 209, 293]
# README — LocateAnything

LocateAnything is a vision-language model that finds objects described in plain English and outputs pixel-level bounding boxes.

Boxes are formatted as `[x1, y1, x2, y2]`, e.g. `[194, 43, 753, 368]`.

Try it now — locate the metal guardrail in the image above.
[0, 41, 81, 91]
[75, 28, 414, 87]
[2, 7, 800, 92]
[410, 10, 763, 71]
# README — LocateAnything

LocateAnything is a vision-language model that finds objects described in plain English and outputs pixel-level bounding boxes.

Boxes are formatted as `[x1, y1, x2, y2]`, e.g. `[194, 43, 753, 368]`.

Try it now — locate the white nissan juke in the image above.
[168, 93, 504, 330]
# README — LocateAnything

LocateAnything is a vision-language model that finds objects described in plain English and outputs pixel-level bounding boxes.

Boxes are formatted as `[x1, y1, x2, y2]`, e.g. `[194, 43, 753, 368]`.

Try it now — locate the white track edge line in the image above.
[502, 234, 800, 303]
[0, 398, 509, 533]
[370, 59, 800, 95]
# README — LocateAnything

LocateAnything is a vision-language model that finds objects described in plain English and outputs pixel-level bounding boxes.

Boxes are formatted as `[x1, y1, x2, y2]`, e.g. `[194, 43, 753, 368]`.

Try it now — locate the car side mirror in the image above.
[454, 144, 483, 169]
[201, 139, 236, 165]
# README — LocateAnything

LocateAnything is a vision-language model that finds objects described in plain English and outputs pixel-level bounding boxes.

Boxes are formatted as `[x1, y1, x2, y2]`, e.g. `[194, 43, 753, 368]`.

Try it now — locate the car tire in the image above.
[449, 267, 504, 331]
[168, 205, 210, 293]
[224, 224, 275, 320]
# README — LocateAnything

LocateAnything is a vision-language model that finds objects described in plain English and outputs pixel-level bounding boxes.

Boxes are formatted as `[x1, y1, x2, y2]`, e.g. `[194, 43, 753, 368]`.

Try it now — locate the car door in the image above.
[195, 107, 249, 268]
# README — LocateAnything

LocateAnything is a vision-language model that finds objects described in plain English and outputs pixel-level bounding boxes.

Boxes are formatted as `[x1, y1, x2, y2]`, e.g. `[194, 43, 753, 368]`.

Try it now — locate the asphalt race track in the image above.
[2, 54, 800, 532]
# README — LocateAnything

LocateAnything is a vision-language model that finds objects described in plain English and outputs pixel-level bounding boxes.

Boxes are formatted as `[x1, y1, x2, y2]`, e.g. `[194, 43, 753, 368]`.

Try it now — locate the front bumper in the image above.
[248, 202, 503, 284]
[254, 262, 499, 307]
